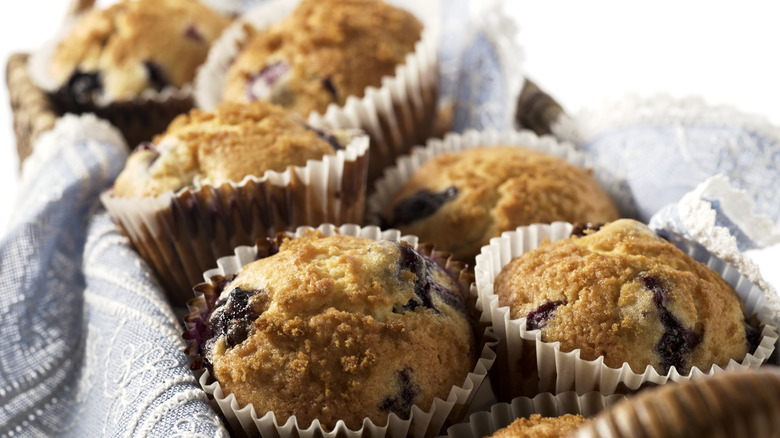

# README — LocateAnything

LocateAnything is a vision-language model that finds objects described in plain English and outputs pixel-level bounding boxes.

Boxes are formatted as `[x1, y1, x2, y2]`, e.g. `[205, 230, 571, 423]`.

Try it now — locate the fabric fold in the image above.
[0, 114, 227, 437]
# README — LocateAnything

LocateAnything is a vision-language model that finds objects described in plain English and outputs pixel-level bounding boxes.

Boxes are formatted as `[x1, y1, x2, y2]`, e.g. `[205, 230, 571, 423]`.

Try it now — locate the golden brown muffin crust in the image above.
[222, 0, 422, 116]
[493, 219, 751, 374]
[207, 233, 475, 429]
[487, 414, 589, 438]
[113, 100, 336, 198]
[49, 0, 231, 100]
[388, 146, 620, 263]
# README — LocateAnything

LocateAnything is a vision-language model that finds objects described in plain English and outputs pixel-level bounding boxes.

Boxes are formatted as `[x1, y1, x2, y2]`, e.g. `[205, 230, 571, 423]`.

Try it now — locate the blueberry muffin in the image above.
[113, 100, 341, 198]
[49, 0, 231, 103]
[221, 0, 423, 117]
[493, 219, 760, 375]
[383, 146, 620, 264]
[102, 100, 369, 306]
[198, 232, 476, 429]
[487, 414, 589, 438]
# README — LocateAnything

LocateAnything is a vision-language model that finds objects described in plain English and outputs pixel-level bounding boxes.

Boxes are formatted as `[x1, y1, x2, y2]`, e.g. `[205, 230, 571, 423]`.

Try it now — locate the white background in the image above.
[1, 1, 779, 237]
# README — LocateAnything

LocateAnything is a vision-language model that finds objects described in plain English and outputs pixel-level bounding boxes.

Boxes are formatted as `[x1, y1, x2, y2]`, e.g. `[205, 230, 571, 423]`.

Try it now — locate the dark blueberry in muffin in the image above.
[394, 244, 438, 314]
[427, 272, 467, 315]
[378, 367, 419, 418]
[62, 70, 103, 103]
[526, 300, 565, 331]
[396, 243, 425, 282]
[184, 24, 205, 43]
[321, 77, 338, 100]
[144, 61, 170, 91]
[246, 61, 290, 101]
[305, 125, 342, 150]
[571, 222, 604, 238]
[390, 186, 459, 227]
[641, 275, 703, 374]
[208, 287, 267, 351]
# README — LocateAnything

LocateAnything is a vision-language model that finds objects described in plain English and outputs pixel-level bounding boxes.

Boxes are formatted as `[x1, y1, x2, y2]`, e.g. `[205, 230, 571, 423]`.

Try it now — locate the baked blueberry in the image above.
[184, 25, 205, 43]
[321, 77, 338, 100]
[526, 300, 565, 331]
[246, 61, 290, 102]
[571, 222, 604, 237]
[390, 186, 458, 227]
[378, 367, 419, 418]
[208, 287, 267, 349]
[394, 243, 437, 313]
[62, 70, 103, 103]
[306, 125, 343, 150]
[642, 275, 703, 374]
[144, 61, 170, 91]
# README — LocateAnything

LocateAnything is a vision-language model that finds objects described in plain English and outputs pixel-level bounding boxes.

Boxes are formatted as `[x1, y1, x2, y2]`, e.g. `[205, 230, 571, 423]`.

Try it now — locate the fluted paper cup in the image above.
[194, 0, 440, 186]
[183, 223, 498, 438]
[101, 132, 369, 307]
[475, 222, 777, 400]
[444, 391, 625, 438]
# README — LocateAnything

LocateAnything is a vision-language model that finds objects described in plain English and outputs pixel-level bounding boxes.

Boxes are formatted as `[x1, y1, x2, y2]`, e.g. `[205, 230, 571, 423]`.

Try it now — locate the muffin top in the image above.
[221, 0, 423, 116]
[493, 219, 757, 375]
[487, 414, 589, 438]
[384, 146, 620, 264]
[114, 100, 340, 198]
[201, 232, 475, 429]
[49, 0, 231, 101]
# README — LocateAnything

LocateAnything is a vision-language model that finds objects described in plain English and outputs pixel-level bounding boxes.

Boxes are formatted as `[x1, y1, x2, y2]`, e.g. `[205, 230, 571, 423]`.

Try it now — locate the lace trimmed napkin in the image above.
[2, 1, 779, 437]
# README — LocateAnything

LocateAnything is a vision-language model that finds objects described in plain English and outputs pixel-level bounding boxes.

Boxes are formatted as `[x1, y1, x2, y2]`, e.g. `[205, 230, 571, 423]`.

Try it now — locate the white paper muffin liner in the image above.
[444, 391, 625, 438]
[194, 0, 441, 186]
[367, 128, 630, 229]
[474, 222, 778, 400]
[183, 223, 498, 438]
[100, 132, 369, 308]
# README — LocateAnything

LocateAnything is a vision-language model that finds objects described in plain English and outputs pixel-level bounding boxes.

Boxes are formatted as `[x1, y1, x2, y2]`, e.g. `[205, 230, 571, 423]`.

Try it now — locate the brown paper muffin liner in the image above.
[182, 223, 498, 438]
[194, 0, 440, 186]
[367, 128, 627, 229]
[444, 391, 625, 438]
[100, 133, 369, 308]
[475, 222, 778, 401]
[50, 89, 195, 150]
[573, 367, 780, 438]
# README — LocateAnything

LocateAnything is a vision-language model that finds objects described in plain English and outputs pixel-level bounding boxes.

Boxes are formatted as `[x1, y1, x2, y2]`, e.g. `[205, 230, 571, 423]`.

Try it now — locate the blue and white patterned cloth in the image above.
[2, 1, 779, 437]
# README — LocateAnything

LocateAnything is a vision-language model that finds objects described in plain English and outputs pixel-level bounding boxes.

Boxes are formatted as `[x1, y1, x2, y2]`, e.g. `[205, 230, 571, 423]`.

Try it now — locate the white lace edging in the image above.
[553, 93, 780, 146]
[654, 175, 780, 308]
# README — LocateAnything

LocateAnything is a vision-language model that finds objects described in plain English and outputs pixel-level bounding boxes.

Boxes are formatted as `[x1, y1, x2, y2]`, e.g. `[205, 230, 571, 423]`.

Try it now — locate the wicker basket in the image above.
[574, 366, 780, 438]
[6, 53, 59, 166]
[5, 0, 97, 166]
